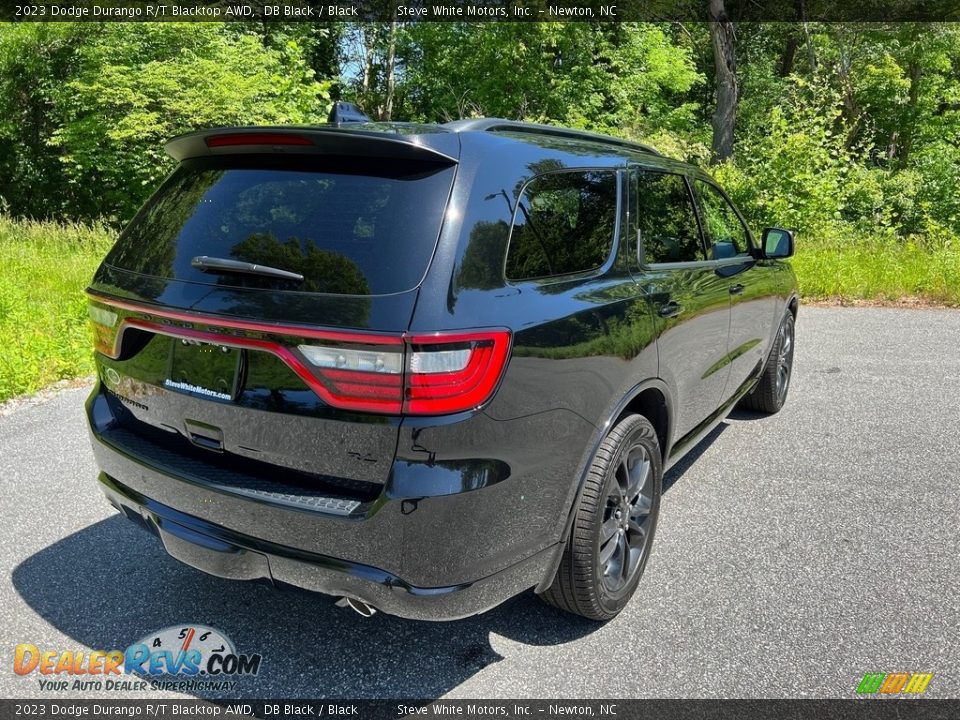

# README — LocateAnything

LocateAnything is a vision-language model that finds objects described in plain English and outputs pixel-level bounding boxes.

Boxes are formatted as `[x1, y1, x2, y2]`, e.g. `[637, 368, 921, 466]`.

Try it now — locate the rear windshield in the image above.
[105, 157, 456, 295]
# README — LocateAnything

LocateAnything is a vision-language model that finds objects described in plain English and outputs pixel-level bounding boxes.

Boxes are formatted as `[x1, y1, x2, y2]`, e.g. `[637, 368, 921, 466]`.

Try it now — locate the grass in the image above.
[0, 215, 114, 402]
[0, 214, 958, 403]
[794, 238, 960, 306]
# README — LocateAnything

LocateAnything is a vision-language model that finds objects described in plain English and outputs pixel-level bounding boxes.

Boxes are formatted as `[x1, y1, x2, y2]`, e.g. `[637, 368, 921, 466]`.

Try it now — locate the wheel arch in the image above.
[787, 293, 799, 318]
[614, 386, 670, 462]
[534, 378, 674, 593]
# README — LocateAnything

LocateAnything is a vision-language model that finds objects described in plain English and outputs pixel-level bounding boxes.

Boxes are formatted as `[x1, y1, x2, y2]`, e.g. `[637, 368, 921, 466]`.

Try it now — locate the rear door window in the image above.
[505, 170, 618, 281]
[105, 158, 456, 295]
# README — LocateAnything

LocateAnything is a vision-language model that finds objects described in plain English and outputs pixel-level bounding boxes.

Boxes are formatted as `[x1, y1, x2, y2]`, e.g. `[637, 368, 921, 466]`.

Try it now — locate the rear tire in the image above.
[740, 310, 795, 414]
[540, 414, 662, 621]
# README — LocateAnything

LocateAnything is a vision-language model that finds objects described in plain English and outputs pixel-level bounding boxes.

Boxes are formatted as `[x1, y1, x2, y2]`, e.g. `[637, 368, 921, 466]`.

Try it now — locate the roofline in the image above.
[443, 118, 661, 156]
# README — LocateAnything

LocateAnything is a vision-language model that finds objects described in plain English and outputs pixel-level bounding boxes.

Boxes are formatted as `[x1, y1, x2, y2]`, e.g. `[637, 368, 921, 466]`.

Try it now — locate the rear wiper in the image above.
[191, 256, 304, 282]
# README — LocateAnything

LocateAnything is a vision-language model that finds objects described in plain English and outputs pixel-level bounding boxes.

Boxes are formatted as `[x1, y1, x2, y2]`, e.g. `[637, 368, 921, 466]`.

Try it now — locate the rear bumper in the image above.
[99, 473, 555, 621]
[86, 386, 577, 620]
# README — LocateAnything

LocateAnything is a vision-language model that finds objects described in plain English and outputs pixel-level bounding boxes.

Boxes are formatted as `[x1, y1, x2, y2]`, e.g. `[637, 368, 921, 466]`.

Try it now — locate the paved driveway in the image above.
[1, 307, 957, 699]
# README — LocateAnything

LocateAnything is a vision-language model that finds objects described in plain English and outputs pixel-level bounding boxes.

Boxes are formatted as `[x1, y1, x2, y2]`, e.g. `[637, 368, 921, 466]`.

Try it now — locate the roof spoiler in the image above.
[165, 127, 458, 164]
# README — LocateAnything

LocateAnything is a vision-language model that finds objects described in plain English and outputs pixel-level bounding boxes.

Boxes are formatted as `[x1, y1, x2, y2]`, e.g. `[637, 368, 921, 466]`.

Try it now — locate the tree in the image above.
[397, 23, 702, 138]
[0, 23, 332, 222]
[708, 0, 738, 162]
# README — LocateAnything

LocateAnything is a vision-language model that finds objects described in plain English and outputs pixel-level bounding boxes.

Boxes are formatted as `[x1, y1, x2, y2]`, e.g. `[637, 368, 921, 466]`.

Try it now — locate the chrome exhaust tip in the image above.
[335, 596, 377, 617]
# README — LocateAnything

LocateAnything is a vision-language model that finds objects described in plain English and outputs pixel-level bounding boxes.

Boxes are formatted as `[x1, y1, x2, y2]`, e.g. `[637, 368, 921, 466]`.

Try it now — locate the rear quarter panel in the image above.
[403, 135, 661, 559]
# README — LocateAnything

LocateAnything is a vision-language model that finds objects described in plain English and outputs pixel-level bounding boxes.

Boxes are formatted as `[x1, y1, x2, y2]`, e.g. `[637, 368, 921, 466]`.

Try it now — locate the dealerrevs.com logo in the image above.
[856, 672, 933, 696]
[14, 625, 261, 693]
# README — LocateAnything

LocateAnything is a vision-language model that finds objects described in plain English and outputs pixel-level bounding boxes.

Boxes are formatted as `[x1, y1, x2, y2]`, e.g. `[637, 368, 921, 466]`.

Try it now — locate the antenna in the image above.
[328, 102, 370, 125]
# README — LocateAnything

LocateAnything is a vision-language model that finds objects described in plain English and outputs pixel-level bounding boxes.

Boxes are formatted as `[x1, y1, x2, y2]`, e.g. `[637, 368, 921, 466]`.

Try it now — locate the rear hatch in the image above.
[88, 127, 459, 503]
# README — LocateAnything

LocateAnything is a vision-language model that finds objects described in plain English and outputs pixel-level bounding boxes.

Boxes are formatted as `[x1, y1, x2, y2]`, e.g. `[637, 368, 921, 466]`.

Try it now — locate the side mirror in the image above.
[761, 227, 795, 259]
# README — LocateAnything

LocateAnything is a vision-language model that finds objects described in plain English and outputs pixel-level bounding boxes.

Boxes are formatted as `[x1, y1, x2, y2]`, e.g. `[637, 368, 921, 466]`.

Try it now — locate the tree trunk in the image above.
[709, 0, 738, 164]
[780, 34, 799, 77]
[798, 0, 817, 72]
[361, 30, 373, 96]
[896, 58, 923, 166]
[381, 16, 399, 121]
[802, 21, 818, 73]
[834, 30, 861, 149]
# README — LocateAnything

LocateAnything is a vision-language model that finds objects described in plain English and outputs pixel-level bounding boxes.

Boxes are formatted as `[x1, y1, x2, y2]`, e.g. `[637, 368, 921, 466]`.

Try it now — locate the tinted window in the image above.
[695, 180, 752, 259]
[634, 170, 704, 264]
[105, 158, 456, 295]
[506, 170, 617, 281]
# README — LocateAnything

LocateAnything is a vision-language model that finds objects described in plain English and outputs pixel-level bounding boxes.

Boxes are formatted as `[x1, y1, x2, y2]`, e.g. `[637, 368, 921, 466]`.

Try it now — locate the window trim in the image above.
[502, 167, 623, 286]
[628, 166, 710, 270]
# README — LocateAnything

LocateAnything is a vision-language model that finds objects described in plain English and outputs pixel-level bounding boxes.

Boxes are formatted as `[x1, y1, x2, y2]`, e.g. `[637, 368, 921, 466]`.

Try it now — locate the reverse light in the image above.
[88, 302, 120, 357]
[408, 348, 471, 374]
[299, 345, 403, 374]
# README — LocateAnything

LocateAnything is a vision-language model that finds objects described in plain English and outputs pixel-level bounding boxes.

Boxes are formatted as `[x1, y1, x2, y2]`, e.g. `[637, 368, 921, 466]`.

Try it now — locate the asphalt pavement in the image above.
[1, 306, 958, 700]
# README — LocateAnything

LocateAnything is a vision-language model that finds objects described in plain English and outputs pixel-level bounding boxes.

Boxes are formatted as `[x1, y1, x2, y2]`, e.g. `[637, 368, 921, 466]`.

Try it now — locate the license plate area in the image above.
[165, 339, 242, 402]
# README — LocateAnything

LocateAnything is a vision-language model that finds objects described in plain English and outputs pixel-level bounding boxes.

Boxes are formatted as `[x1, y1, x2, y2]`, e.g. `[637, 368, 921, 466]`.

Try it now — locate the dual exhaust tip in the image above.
[335, 596, 377, 618]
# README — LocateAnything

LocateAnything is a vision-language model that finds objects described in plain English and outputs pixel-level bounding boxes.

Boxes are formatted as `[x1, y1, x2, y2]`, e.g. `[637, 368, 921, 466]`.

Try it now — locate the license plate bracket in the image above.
[166, 339, 242, 401]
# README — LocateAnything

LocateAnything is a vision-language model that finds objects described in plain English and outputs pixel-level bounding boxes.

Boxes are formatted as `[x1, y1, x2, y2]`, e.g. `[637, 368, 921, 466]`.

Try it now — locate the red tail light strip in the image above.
[126, 319, 403, 414]
[405, 335, 511, 415]
[88, 294, 511, 416]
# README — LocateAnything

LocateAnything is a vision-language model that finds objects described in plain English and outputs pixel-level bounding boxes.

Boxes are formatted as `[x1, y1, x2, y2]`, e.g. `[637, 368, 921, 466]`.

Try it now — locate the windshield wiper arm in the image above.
[191, 256, 304, 282]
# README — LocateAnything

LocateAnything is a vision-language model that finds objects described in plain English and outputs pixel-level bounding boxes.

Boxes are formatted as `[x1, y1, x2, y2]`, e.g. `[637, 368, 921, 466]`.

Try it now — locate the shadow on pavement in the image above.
[662, 422, 728, 493]
[13, 421, 730, 699]
[13, 515, 596, 700]
[727, 408, 770, 422]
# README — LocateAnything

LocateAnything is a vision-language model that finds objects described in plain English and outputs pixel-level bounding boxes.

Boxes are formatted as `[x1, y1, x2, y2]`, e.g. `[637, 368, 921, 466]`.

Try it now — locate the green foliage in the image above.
[2, 21, 960, 399]
[0, 216, 114, 402]
[397, 23, 702, 137]
[0, 23, 331, 223]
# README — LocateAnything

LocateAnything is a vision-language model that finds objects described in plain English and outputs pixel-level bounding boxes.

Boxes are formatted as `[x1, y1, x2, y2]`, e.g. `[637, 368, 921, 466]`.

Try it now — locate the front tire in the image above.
[540, 414, 662, 621]
[740, 310, 795, 414]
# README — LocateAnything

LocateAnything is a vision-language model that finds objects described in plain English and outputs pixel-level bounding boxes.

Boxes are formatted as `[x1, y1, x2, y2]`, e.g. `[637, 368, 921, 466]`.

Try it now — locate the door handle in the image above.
[658, 301, 682, 318]
[729, 283, 745, 295]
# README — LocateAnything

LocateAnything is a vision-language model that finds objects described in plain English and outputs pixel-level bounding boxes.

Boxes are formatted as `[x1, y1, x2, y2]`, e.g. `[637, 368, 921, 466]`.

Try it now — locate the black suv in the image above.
[86, 119, 798, 621]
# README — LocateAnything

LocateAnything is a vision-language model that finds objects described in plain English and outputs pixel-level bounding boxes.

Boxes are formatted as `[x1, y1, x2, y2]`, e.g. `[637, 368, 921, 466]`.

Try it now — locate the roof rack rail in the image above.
[443, 118, 661, 156]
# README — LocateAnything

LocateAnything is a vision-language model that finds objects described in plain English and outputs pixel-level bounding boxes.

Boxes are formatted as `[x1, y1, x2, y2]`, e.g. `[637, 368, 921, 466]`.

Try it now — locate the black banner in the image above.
[2, 700, 960, 720]
[4, 0, 960, 23]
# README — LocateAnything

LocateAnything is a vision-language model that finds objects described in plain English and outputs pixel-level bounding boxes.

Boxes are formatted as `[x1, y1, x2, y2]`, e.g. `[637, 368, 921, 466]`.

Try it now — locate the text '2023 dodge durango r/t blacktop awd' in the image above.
[85, 116, 798, 621]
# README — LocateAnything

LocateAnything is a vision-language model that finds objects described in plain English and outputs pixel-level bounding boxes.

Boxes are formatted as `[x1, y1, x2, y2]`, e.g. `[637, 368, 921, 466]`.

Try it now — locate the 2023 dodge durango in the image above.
[85, 118, 798, 621]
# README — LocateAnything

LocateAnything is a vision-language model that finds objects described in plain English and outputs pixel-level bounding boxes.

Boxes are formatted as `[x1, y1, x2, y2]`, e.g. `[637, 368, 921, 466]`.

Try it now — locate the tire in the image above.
[740, 310, 795, 414]
[540, 414, 662, 621]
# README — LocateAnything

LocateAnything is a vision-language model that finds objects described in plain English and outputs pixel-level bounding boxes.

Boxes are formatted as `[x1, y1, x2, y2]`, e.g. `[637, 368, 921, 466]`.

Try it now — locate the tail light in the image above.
[89, 295, 511, 416]
[403, 331, 512, 415]
[297, 343, 406, 414]
[297, 330, 512, 415]
[88, 304, 119, 356]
